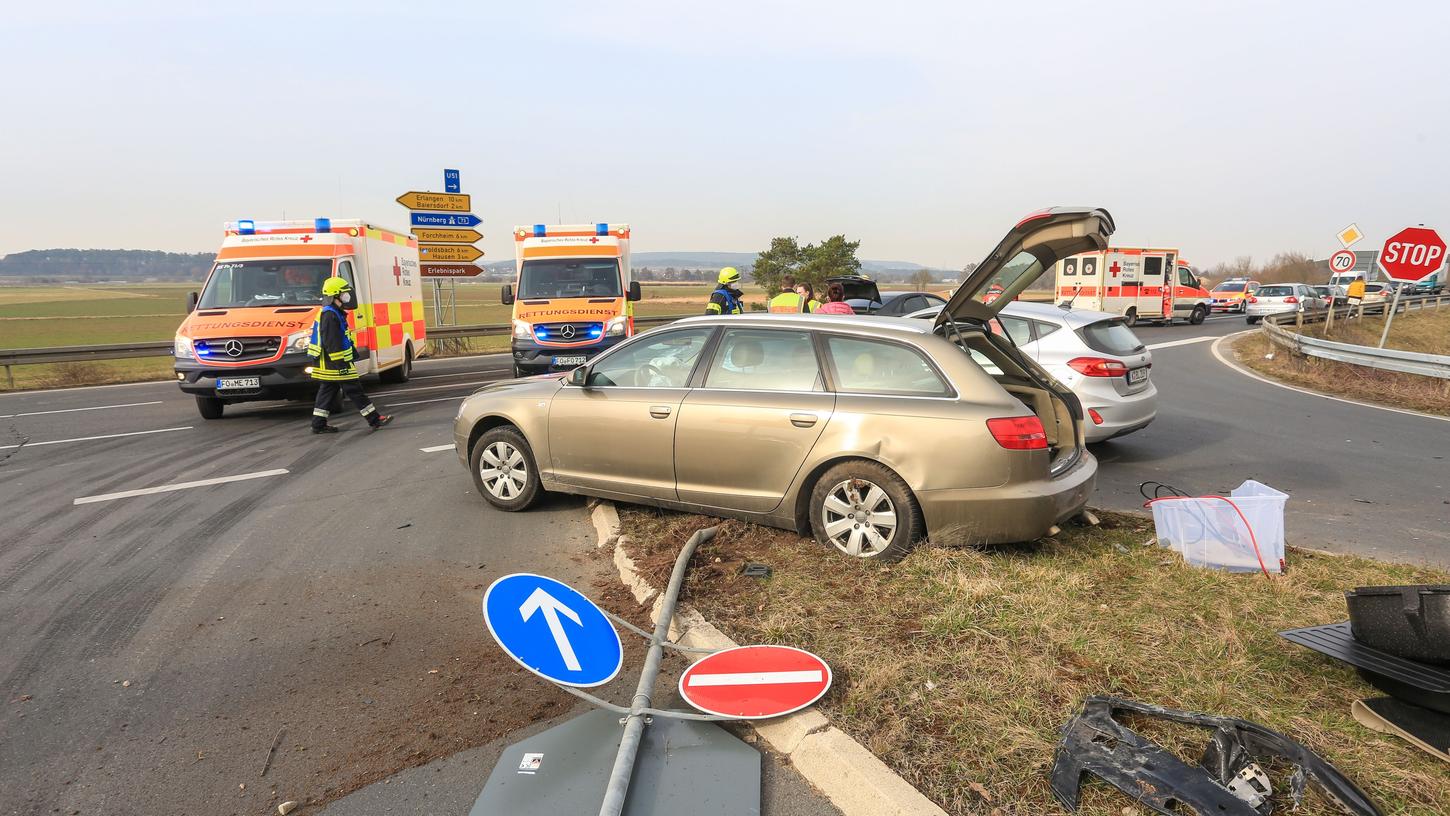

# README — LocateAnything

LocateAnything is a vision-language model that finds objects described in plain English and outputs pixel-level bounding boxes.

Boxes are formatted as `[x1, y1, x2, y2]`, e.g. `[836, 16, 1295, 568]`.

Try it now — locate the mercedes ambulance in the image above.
[1053, 247, 1211, 325]
[502, 223, 640, 377]
[174, 218, 426, 419]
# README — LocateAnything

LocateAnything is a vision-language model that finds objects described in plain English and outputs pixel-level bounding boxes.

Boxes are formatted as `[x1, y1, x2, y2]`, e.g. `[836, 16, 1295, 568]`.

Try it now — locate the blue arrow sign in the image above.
[444, 168, 460, 193]
[483, 573, 622, 687]
[411, 211, 481, 228]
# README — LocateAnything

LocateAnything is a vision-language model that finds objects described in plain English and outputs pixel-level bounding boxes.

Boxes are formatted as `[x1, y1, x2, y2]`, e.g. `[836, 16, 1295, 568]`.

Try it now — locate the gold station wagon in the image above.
[455, 208, 1113, 559]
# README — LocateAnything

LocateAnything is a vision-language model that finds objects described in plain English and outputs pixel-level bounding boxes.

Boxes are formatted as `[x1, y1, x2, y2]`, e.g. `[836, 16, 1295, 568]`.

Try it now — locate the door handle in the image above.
[789, 412, 818, 428]
[649, 405, 672, 419]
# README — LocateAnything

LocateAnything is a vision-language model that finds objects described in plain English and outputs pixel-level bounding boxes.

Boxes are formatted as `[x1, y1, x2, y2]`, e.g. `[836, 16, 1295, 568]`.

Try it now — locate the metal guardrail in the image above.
[1262, 293, 1450, 379]
[0, 314, 701, 388]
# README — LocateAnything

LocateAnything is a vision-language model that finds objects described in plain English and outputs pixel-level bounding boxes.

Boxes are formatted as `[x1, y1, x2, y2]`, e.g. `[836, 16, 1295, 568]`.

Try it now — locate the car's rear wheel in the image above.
[1246, 316, 1260, 324]
[471, 426, 543, 511]
[1189, 304, 1207, 325]
[195, 395, 224, 420]
[1123, 308, 1138, 327]
[809, 461, 922, 561]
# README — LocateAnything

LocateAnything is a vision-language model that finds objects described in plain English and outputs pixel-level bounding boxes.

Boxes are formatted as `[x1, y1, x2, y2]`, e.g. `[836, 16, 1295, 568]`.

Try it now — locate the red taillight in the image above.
[1067, 357, 1130, 377]
[1088, 409, 1104, 425]
[1248, 296, 1258, 303]
[987, 416, 1048, 450]
[1283, 296, 1298, 304]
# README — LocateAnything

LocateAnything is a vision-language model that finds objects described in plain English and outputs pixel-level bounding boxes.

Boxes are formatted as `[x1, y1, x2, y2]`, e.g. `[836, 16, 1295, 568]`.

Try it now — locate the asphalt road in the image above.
[3, 313, 1447, 812]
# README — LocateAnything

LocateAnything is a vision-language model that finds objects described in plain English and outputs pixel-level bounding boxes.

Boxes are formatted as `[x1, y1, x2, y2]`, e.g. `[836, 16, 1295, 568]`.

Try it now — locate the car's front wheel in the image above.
[470, 426, 543, 511]
[1189, 304, 1207, 325]
[809, 461, 922, 561]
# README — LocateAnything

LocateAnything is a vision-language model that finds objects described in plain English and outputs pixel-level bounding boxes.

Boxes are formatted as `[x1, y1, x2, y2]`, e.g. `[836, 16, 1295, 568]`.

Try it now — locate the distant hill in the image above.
[483, 251, 932, 279]
[0, 249, 212, 282]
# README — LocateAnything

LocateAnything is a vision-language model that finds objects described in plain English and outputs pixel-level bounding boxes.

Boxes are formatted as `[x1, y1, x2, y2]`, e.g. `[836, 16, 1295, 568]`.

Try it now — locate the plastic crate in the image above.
[1150, 480, 1287, 573]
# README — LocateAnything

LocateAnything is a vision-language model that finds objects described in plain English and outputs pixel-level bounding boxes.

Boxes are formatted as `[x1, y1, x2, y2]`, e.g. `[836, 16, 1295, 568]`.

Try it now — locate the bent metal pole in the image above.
[597, 525, 718, 816]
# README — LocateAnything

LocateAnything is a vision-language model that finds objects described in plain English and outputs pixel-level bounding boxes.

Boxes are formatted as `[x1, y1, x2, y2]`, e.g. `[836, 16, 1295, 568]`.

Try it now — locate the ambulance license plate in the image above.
[217, 377, 261, 390]
[553, 356, 587, 367]
[1127, 367, 1149, 385]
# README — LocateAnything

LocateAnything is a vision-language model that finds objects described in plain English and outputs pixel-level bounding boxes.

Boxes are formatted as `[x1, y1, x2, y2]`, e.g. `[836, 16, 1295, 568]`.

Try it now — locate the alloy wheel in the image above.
[821, 478, 898, 558]
[479, 441, 528, 500]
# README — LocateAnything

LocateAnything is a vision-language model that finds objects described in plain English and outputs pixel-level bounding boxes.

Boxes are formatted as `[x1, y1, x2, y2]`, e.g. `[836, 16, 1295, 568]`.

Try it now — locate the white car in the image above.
[907, 301, 1156, 443]
[1245, 283, 1323, 324]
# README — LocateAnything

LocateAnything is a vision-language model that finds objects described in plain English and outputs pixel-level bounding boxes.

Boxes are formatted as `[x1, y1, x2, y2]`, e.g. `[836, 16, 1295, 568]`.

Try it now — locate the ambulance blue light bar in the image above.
[533, 224, 546, 237]
[595, 223, 608, 236]
[314, 218, 332, 233]
[238, 220, 256, 235]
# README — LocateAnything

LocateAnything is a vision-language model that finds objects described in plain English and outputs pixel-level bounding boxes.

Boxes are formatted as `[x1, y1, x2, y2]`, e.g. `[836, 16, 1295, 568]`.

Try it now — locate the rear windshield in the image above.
[518, 259, 621, 300]
[1257, 285, 1294, 297]
[1212, 282, 1246, 292]
[1076, 320, 1144, 356]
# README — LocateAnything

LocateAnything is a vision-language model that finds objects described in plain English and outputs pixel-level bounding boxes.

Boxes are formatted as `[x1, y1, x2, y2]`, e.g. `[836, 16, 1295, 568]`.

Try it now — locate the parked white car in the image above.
[907, 301, 1156, 443]
[1244, 283, 1323, 324]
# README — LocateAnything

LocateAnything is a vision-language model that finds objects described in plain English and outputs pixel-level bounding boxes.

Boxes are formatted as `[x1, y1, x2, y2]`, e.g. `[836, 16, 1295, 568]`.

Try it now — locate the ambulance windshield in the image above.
[199, 260, 334, 308]
[518, 259, 622, 300]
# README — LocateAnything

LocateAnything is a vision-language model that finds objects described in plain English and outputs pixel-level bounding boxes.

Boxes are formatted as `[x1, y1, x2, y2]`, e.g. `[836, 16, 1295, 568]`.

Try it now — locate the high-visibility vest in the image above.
[307, 304, 360, 381]
[768, 291, 807, 313]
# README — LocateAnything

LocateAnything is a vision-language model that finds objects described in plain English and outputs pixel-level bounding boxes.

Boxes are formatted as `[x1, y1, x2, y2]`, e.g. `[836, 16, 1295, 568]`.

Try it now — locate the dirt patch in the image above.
[618, 506, 1450, 815]
[1231, 330, 1450, 416]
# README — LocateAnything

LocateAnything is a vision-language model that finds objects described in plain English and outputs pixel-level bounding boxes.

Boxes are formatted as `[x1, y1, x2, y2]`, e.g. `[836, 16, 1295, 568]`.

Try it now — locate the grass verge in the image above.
[1229, 330, 1450, 417]
[619, 507, 1450, 815]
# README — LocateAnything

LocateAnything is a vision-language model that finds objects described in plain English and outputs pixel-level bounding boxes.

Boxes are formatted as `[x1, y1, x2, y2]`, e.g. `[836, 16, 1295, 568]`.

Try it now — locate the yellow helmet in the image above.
[321, 276, 352, 297]
[718, 267, 741, 285]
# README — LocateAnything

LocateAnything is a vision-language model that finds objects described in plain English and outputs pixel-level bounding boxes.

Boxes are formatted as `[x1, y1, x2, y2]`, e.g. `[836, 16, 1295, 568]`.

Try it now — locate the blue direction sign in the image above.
[411, 211, 481, 228]
[484, 573, 622, 687]
[444, 168, 461, 193]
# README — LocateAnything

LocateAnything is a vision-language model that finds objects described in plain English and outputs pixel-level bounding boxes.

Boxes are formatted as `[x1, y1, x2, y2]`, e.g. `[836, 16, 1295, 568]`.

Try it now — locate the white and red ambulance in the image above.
[1053, 247, 1211, 326]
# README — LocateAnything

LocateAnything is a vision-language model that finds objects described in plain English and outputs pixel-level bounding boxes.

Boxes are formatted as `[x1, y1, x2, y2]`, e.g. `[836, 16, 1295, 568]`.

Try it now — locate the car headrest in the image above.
[730, 340, 765, 368]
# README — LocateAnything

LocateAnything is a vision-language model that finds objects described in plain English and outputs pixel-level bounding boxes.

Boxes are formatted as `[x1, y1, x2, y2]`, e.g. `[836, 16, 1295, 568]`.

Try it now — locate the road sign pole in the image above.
[597, 526, 717, 816]
[1378, 284, 1405, 348]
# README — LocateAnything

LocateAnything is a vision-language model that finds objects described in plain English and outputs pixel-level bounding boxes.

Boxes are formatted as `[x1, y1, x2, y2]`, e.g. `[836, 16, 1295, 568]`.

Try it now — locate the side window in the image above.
[703, 329, 822, 392]
[824, 336, 950, 397]
[1062, 258, 1078, 276]
[336, 260, 355, 286]
[998, 315, 1034, 347]
[1178, 267, 1195, 287]
[900, 295, 926, 314]
[1032, 320, 1061, 340]
[924, 294, 946, 307]
[1143, 257, 1163, 278]
[586, 328, 711, 388]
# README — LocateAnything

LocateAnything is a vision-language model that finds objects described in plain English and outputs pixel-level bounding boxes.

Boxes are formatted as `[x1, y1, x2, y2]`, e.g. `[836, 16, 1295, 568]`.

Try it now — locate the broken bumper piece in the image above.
[1050, 696, 1381, 816]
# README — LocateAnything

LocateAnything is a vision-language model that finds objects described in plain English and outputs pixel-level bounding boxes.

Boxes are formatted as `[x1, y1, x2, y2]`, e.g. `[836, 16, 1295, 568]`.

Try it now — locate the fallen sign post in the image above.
[472, 527, 832, 815]
[1376, 226, 1445, 348]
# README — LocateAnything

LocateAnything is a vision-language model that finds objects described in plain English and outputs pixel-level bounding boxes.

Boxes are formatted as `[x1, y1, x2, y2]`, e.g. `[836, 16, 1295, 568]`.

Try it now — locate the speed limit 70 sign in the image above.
[1329, 249, 1356, 274]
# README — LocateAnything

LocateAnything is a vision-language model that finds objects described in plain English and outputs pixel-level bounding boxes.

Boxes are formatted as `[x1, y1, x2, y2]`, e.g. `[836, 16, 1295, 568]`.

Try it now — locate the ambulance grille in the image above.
[193, 336, 282, 362]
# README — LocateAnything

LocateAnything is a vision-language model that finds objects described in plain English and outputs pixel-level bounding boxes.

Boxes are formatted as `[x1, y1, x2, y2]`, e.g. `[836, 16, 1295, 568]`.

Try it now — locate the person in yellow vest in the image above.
[768, 275, 809, 313]
[307, 277, 394, 434]
[797, 282, 821, 313]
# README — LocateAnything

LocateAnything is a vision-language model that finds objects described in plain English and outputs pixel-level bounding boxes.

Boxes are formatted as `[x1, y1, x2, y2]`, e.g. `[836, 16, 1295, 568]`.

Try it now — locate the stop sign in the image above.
[1378, 227, 1446, 282]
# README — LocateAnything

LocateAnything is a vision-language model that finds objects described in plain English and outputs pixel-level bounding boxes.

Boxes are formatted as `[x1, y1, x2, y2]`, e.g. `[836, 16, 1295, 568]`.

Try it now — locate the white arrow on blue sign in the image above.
[483, 573, 623, 687]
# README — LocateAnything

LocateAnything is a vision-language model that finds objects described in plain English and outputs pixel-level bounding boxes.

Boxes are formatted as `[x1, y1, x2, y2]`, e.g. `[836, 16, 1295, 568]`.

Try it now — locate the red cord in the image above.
[1144, 495, 1273, 579]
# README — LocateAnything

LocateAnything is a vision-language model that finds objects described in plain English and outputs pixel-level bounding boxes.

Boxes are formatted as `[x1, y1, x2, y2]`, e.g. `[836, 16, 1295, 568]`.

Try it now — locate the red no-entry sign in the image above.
[1378, 227, 1446, 282]
[679, 645, 832, 719]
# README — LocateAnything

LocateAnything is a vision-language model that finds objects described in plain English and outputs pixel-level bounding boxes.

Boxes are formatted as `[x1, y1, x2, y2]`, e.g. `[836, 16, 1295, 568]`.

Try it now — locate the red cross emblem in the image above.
[300, 235, 313, 243]
[1108, 261, 1120, 277]
[392, 257, 402, 285]
[589, 236, 600, 243]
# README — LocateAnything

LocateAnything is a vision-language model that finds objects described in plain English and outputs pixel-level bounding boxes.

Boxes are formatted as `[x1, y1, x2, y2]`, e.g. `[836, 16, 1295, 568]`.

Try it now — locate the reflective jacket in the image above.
[307, 304, 359, 381]
[768, 291, 808, 313]
[706, 286, 744, 315]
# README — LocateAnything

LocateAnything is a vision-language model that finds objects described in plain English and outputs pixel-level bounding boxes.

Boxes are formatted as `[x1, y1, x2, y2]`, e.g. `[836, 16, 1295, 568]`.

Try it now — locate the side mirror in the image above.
[186, 291, 199, 312]
[501, 284, 514, 306]
[569, 367, 588, 387]
[627, 280, 642, 302]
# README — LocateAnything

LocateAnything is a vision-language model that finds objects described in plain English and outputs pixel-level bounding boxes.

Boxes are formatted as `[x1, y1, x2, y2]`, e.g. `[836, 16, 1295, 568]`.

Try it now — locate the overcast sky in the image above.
[3, 1, 1447, 269]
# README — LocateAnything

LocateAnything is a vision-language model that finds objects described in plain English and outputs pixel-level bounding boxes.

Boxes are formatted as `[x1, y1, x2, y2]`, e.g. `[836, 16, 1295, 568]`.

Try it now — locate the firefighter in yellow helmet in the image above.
[307, 276, 393, 434]
[706, 267, 745, 315]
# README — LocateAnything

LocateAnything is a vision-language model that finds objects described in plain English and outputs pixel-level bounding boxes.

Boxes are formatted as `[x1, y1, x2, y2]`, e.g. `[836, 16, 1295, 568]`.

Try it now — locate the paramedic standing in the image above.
[768, 275, 809, 313]
[706, 267, 746, 315]
[308, 276, 394, 434]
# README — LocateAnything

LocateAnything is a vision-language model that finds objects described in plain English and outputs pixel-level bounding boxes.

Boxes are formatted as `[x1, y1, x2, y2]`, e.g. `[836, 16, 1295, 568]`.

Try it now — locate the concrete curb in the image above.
[591, 503, 947, 816]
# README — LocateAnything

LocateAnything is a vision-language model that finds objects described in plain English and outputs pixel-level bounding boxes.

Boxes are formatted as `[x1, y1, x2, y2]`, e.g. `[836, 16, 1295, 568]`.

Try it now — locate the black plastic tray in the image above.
[1346, 585, 1450, 664]
[1279, 622, 1450, 714]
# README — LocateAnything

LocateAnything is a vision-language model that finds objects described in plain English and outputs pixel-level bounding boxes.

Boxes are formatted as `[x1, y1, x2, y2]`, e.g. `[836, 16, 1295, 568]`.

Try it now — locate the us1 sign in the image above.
[1329, 249, 1356, 274]
[1378, 227, 1446, 282]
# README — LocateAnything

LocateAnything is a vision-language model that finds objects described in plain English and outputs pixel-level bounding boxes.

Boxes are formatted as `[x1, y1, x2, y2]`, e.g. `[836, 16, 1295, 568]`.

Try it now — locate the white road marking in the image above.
[0, 400, 163, 419]
[1210, 332, 1450, 424]
[0, 426, 192, 450]
[0, 378, 173, 398]
[1147, 337, 1218, 350]
[74, 468, 289, 505]
[408, 369, 508, 381]
[390, 395, 467, 407]
[377, 381, 489, 395]
[420, 443, 456, 453]
[687, 670, 824, 687]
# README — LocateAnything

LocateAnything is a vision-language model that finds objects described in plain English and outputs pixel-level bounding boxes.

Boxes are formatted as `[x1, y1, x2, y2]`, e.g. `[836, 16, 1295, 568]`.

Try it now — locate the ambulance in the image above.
[502, 223, 640, 377]
[1053, 247, 1211, 326]
[174, 218, 426, 419]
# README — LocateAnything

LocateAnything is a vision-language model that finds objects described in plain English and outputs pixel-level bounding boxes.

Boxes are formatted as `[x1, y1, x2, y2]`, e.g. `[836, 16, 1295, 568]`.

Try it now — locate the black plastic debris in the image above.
[1346, 585, 1450, 665]
[1050, 696, 1381, 816]
[738, 563, 772, 579]
[1352, 697, 1450, 763]
[1279, 622, 1450, 714]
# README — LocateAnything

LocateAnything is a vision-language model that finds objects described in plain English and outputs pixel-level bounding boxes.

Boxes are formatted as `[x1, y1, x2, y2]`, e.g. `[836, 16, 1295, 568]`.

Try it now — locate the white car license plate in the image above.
[553, 356, 587, 367]
[216, 377, 261, 390]
[1127, 367, 1149, 384]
